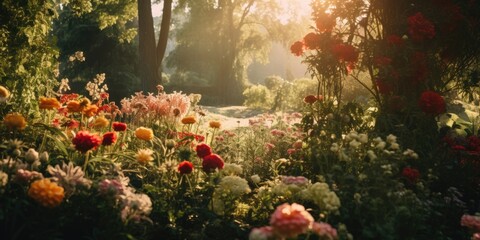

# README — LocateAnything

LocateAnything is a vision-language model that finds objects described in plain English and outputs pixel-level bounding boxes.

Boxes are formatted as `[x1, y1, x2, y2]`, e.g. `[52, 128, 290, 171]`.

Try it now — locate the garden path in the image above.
[199, 105, 265, 130]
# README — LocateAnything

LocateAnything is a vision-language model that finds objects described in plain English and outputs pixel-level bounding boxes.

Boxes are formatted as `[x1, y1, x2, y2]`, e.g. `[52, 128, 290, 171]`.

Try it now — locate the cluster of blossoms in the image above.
[195, 143, 224, 173]
[120, 89, 191, 122]
[249, 203, 337, 240]
[98, 175, 152, 223]
[461, 214, 480, 240]
[211, 175, 251, 215]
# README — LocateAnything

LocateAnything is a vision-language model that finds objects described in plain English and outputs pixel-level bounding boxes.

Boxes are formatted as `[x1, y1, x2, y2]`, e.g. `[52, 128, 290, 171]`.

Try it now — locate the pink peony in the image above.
[249, 226, 275, 240]
[269, 203, 314, 238]
[312, 222, 338, 239]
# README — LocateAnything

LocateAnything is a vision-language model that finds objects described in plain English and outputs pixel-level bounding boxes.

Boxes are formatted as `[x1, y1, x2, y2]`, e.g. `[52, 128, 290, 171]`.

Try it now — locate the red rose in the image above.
[407, 12, 435, 42]
[418, 91, 446, 115]
[330, 43, 359, 63]
[202, 154, 224, 173]
[72, 131, 101, 153]
[112, 122, 127, 131]
[178, 161, 194, 174]
[290, 41, 304, 57]
[102, 131, 117, 146]
[195, 143, 212, 158]
[303, 32, 321, 50]
[402, 167, 420, 184]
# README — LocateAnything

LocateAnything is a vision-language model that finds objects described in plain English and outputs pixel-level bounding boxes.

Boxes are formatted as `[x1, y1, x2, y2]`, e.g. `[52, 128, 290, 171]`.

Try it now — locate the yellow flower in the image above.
[67, 100, 82, 113]
[82, 104, 98, 117]
[91, 116, 109, 128]
[3, 113, 27, 130]
[135, 149, 154, 164]
[209, 121, 221, 129]
[28, 179, 64, 208]
[181, 116, 196, 124]
[39, 97, 61, 110]
[0, 86, 10, 99]
[135, 127, 154, 141]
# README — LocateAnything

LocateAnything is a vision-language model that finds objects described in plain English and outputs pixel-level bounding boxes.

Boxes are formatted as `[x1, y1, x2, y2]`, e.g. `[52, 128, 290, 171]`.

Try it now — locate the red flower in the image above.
[407, 12, 435, 42]
[386, 35, 404, 47]
[290, 41, 304, 57]
[375, 79, 393, 95]
[178, 161, 194, 174]
[418, 91, 446, 115]
[303, 32, 321, 50]
[195, 143, 212, 158]
[72, 131, 101, 153]
[102, 131, 117, 146]
[303, 95, 318, 104]
[330, 43, 359, 63]
[62, 119, 79, 129]
[315, 12, 335, 33]
[402, 167, 420, 184]
[202, 154, 224, 173]
[112, 122, 127, 131]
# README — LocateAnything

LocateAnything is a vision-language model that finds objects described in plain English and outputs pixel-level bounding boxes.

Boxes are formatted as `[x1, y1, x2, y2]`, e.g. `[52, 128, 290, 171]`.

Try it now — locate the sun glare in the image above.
[276, 0, 312, 24]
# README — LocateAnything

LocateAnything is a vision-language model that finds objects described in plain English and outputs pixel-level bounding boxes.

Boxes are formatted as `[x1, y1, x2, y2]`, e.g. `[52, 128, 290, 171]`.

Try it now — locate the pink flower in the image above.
[269, 203, 314, 238]
[287, 148, 297, 155]
[281, 176, 309, 186]
[312, 222, 338, 239]
[265, 143, 275, 152]
[98, 179, 124, 197]
[195, 143, 212, 158]
[249, 226, 275, 240]
[461, 214, 480, 232]
[72, 131, 101, 153]
[202, 154, 224, 173]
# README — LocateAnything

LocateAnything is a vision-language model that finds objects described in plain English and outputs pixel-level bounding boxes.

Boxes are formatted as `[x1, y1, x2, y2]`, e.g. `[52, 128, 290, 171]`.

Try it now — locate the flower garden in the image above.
[1, 0, 480, 240]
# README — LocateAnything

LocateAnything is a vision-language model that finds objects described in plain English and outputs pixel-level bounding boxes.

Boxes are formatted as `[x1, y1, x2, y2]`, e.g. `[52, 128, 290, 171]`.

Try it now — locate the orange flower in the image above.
[3, 113, 27, 130]
[91, 116, 109, 128]
[181, 116, 196, 124]
[67, 100, 82, 113]
[28, 179, 65, 208]
[39, 97, 61, 110]
[209, 121, 221, 129]
[82, 105, 98, 117]
[135, 127, 154, 141]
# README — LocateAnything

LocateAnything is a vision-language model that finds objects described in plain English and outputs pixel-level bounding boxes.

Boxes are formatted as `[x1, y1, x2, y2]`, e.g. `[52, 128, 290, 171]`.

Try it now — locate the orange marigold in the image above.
[66, 100, 82, 113]
[3, 113, 27, 130]
[83, 105, 98, 117]
[39, 97, 61, 110]
[181, 116, 196, 124]
[209, 121, 221, 129]
[28, 179, 65, 208]
[135, 127, 154, 141]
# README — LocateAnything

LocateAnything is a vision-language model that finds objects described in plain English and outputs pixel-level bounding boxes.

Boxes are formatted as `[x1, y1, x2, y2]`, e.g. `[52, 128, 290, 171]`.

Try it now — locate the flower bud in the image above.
[25, 148, 39, 164]
[39, 151, 49, 162]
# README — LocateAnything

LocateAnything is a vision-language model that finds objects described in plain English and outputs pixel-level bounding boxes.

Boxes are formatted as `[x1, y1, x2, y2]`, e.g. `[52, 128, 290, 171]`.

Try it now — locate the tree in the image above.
[138, 0, 173, 93]
[168, 0, 300, 104]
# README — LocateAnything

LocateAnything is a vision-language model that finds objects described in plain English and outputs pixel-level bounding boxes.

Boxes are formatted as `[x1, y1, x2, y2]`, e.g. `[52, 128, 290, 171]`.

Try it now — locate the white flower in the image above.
[386, 134, 397, 144]
[372, 137, 383, 144]
[376, 141, 386, 150]
[358, 133, 368, 143]
[330, 143, 339, 152]
[47, 162, 92, 196]
[39, 151, 49, 162]
[216, 176, 251, 197]
[24, 148, 39, 164]
[251, 174, 261, 184]
[403, 149, 419, 159]
[0, 171, 8, 187]
[367, 150, 377, 160]
[222, 163, 243, 176]
[349, 139, 361, 148]
[390, 142, 400, 150]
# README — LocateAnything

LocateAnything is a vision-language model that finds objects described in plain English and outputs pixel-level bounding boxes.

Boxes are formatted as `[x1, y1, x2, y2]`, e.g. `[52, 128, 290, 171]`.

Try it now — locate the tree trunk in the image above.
[156, 0, 173, 78]
[138, 0, 158, 93]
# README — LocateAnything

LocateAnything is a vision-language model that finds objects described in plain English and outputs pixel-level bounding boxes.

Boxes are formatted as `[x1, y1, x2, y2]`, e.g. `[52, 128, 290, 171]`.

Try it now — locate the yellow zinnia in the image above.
[135, 148, 154, 164]
[3, 113, 27, 130]
[135, 127, 154, 141]
[39, 97, 61, 110]
[91, 116, 109, 128]
[209, 120, 221, 129]
[28, 179, 64, 208]
[181, 116, 196, 125]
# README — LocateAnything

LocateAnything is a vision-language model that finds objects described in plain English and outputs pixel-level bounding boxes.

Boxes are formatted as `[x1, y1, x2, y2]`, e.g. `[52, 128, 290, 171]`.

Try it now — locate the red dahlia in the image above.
[112, 122, 127, 131]
[195, 143, 212, 158]
[202, 154, 224, 173]
[178, 161, 194, 174]
[102, 131, 117, 146]
[418, 91, 446, 115]
[72, 131, 101, 153]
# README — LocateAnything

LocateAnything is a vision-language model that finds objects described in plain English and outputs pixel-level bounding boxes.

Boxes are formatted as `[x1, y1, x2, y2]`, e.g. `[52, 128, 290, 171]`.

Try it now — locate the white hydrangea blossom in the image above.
[222, 163, 243, 176]
[301, 182, 341, 212]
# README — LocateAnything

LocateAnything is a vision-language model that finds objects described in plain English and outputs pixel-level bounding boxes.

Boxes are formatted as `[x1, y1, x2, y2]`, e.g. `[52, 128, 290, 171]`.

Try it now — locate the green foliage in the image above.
[242, 84, 273, 109]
